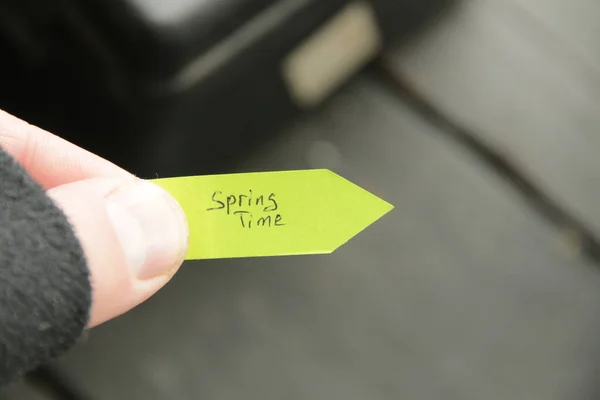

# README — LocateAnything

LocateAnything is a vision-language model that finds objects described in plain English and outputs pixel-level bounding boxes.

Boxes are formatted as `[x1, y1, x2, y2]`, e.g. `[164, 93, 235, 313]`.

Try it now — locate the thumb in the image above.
[47, 177, 189, 327]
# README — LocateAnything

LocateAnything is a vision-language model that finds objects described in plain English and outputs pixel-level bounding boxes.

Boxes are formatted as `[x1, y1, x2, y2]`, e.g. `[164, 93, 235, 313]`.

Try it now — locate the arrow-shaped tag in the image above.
[151, 169, 393, 260]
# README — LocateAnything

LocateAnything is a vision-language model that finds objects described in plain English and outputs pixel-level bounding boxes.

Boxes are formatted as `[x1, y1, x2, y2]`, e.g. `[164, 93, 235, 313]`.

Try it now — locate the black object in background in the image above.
[0, 0, 454, 176]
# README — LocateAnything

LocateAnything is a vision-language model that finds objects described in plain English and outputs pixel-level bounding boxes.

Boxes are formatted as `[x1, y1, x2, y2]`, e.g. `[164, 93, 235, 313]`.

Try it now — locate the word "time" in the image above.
[206, 190, 286, 229]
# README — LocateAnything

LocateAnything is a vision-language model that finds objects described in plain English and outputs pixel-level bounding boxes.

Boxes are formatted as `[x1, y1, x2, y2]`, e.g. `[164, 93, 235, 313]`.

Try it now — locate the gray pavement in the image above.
[388, 0, 600, 233]
[9, 0, 600, 398]
[54, 77, 600, 399]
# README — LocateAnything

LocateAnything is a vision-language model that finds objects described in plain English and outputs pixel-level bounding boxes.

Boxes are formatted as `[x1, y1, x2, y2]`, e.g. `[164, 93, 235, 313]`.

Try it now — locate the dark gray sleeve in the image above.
[0, 146, 91, 387]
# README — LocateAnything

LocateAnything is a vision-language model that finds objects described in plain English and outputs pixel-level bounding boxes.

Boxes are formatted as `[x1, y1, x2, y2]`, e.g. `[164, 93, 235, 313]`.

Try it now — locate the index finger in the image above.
[0, 109, 131, 188]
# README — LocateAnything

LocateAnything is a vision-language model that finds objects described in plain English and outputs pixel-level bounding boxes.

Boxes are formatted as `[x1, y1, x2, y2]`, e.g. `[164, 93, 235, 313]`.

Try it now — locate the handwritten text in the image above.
[206, 190, 286, 229]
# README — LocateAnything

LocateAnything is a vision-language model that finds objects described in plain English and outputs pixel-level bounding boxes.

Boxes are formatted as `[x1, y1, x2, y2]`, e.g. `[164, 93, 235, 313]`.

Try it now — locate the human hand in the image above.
[0, 109, 189, 328]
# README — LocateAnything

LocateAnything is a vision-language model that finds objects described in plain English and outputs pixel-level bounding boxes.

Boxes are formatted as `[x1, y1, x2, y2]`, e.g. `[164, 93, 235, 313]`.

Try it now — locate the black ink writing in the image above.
[264, 194, 278, 212]
[234, 213, 286, 229]
[226, 195, 237, 214]
[256, 215, 271, 227]
[207, 190, 286, 229]
[275, 214, 285, 226]
[206, 191, 225, 211]
[256, 195, 264, 207]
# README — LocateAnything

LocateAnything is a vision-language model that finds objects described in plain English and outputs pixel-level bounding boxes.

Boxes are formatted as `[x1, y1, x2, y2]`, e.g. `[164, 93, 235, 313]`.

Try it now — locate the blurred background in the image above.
[1, 0, 600, 398]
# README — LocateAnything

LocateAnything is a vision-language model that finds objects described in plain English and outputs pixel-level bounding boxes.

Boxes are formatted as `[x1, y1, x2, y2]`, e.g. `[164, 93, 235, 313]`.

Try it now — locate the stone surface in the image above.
[0, 381, 57, 400]
[55, 78, 600, 400]
[387, 0, 600, 234]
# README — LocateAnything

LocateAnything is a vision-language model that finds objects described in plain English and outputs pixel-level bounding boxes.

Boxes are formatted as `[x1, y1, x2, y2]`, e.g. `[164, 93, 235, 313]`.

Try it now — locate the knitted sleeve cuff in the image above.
[0, 146, 91, 387]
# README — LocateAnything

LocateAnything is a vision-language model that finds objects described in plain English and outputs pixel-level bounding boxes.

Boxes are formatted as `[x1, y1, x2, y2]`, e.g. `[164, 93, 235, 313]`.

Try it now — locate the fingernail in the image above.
[105, 180, 189, 280]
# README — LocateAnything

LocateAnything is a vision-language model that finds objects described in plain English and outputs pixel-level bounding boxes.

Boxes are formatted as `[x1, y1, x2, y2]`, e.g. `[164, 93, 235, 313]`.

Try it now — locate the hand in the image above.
[0, 110, 189, 327]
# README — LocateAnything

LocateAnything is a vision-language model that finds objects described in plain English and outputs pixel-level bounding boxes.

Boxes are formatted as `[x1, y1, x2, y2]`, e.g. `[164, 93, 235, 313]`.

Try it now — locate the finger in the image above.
[0, 109, 130, 188]
[48, 177, 189, 327]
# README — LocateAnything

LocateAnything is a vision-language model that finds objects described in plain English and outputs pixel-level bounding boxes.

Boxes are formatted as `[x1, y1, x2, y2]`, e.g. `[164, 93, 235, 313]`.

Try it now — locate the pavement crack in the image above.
[374, 55, 600, 265]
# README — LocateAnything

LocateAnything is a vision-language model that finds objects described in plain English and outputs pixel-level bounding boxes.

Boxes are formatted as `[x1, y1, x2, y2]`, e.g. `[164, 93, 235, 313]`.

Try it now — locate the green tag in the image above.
[152, 169, 393, 260]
